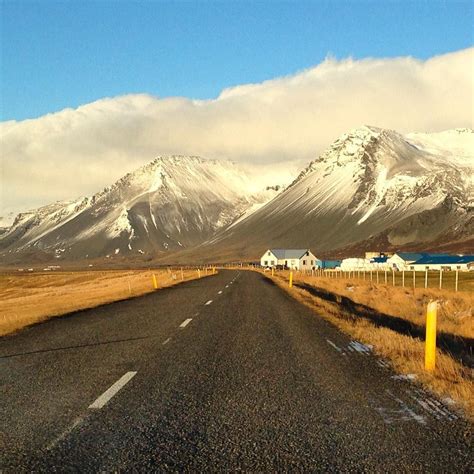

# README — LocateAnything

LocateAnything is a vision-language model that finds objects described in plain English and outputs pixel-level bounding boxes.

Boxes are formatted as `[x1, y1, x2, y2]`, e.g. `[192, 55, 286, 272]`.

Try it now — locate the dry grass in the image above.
[0, 268, 213, 336]
[294, 272, 473, 339]
[255, 268, 474, 419]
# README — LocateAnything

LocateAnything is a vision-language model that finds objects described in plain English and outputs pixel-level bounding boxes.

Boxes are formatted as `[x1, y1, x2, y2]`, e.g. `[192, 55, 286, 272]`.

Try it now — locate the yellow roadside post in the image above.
[425, 301, 438, 372]
[289, 271, 293, 288]
[425, 270, 428, 289]
[152, 273, 158, 290]
[455, 270, 459, 292]
[439, 269, 443, 289]
[198, 268, 201, 278]
[181, 267, 184, 281]
[271, 267, 274, 277]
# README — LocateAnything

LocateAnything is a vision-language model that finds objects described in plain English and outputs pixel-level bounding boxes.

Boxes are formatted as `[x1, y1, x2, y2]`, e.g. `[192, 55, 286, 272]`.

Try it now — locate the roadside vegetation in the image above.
[0, 268, 213, 336]
[258, 268, 474, 418]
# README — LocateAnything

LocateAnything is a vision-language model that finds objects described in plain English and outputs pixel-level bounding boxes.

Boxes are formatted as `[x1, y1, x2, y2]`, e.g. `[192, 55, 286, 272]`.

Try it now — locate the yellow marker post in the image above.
[425, 301, 437, 372]
[271, 267, 274, 277]
[152, 273, 158, 290]
[198, 269, 201, 278]
[289, 271, 293, 288]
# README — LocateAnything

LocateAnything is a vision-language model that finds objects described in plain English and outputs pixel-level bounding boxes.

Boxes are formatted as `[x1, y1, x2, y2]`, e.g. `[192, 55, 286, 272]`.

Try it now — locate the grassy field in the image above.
[0, 268, 213, 336]
[257, 268, 474, 418]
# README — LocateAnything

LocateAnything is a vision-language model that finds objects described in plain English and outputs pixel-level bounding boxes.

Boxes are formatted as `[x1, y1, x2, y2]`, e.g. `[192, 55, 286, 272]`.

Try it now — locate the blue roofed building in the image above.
[387, 252, 450, 270]
[411, 255, 474, 271]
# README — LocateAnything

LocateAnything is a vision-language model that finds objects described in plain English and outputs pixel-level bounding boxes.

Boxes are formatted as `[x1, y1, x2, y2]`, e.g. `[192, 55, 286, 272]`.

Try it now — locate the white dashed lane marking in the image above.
[162, 337, 171, 345]
[218, 290, 223, 294]
[179, 318, 193, 328]
[205, 300, 213, 305]
[89, 371, 137, 410]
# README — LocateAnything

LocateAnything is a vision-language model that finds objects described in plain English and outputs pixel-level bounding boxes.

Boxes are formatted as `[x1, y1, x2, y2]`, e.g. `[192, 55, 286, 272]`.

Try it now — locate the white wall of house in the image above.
[260, 250, 278, 267]
[299, 251, 319, 270]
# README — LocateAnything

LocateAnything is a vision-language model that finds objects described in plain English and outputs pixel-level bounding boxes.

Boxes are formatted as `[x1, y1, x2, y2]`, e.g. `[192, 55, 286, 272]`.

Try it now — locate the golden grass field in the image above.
[0, 268, 213, 336]
[257, 268, 474, 419]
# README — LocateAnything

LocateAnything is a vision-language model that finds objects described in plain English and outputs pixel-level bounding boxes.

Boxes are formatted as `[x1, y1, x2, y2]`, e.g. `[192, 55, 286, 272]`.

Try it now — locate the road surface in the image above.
[1, 270, 472, 470]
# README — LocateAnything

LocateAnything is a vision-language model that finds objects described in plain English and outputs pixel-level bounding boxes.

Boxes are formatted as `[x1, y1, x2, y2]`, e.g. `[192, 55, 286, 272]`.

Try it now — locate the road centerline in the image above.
[89, 371, 137, 410]
[205, 300, 213, 305]
[179, 318, 193, 328]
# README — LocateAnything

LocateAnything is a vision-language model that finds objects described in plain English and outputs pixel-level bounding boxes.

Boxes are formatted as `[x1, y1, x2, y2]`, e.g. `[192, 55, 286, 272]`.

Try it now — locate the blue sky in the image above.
[1, 0, 473, 121]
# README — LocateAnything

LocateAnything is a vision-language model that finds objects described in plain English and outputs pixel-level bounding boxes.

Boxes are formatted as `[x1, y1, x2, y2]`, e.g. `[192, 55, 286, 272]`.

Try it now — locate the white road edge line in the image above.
[89, 371, 137, 410]
[180, 318, 193, 328]
[205, 300, 213, 305]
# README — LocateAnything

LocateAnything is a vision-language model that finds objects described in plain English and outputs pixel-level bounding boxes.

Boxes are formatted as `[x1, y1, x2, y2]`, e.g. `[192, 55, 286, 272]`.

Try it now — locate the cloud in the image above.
[1, 47, 473, 219]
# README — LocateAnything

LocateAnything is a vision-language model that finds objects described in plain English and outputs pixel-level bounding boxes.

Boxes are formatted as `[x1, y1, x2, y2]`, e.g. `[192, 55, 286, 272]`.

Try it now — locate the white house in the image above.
[260, 249, 319, 270]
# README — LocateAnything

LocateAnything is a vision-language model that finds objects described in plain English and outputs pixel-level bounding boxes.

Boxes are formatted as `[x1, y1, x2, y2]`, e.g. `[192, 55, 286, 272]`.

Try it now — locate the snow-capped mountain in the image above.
[2, 127, 472, 264]
[191, 126, 473, 260]
[0, 156, 276, 260]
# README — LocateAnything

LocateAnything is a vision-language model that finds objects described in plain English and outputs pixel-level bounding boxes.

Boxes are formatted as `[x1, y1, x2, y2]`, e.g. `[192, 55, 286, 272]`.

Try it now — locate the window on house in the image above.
[264, 261, 268, 266]
[303, 260, 306, 265]
[268, 251, 271, 256]
[271, 260, 275, 265]
[457, 265, 461, 269]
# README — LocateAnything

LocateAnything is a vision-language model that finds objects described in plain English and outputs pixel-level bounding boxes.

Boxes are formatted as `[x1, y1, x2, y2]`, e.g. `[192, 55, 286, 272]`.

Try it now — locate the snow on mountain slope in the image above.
[196, 126, 473, 259]
[0, 156, 274, 260]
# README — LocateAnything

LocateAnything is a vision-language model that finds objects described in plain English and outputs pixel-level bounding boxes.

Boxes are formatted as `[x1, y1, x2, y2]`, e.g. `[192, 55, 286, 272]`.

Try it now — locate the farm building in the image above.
[320, 260, 342, 269]
[410, 255, 474, 271]
[386, 252, 428, 270]
[260, 249, 320, 270]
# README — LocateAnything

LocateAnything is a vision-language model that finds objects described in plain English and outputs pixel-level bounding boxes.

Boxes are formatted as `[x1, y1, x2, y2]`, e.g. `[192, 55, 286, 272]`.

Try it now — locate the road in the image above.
[1, 270, 472, 471]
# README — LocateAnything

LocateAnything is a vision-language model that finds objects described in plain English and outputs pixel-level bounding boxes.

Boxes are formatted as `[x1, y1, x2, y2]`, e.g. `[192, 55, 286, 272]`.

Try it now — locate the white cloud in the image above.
[1, 47, 473, 221]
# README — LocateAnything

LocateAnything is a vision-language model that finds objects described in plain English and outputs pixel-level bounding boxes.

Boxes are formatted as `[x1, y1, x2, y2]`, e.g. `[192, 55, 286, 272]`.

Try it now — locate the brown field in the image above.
[256, 268, 474, 418]
[0, 268, 214, 336]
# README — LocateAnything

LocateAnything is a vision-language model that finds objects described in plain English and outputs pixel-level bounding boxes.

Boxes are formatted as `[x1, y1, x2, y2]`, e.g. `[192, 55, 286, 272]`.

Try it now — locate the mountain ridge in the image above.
[1, 126, 472, 264]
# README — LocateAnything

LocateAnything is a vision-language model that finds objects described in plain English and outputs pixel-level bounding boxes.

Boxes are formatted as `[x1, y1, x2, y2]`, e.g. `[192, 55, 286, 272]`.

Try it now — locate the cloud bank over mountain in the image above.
[1, 47, 472, 218]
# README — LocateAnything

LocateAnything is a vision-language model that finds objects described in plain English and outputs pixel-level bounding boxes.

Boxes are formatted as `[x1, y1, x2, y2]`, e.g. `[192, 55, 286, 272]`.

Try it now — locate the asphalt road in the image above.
[1, 270, 472, 471]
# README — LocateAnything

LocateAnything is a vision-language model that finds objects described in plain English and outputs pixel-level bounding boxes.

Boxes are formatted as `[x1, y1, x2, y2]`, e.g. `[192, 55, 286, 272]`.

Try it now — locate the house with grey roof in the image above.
[260, 249, 319, 270]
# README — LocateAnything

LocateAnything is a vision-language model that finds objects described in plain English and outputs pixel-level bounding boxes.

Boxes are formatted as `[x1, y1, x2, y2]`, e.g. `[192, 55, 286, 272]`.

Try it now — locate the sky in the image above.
[1, 1, 473, 222]
[2, 0, 473, 121]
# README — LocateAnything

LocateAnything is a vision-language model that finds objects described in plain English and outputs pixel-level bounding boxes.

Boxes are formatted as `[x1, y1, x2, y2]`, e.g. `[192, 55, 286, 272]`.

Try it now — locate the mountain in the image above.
[0, 156, 275, 262]
[180, 126, 473, 261]
[2, 127, 472, 265]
